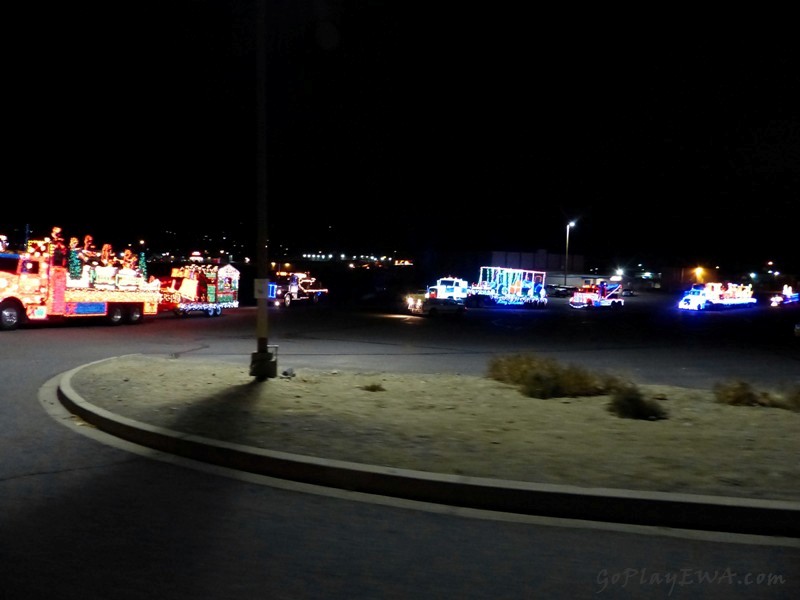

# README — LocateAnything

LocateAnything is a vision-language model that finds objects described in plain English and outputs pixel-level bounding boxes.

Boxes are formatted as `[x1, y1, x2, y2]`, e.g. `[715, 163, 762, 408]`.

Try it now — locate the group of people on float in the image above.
[48, 226, 139, 271]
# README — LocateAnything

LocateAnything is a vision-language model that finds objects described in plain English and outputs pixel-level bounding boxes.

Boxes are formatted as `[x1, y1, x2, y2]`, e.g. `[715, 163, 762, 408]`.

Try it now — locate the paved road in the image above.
[2, 296, 799, 599]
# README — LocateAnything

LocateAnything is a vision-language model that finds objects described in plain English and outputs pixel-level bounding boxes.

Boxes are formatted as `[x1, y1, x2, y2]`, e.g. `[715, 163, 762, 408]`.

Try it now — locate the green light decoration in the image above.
[139, 252, 147, 279]
[68, 249, 82, 280]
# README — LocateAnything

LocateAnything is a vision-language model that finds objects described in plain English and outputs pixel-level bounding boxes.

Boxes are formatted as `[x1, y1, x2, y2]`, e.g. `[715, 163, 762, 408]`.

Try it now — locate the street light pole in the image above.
[564, 221, 575, 286]
[250, 0, 277, 382]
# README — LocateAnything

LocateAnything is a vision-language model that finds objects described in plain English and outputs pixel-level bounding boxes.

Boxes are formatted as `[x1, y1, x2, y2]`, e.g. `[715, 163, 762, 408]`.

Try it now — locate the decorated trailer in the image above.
[0, 228, 159, 331]
[158, 263, 240, 317]
[466, 266, 547, 308]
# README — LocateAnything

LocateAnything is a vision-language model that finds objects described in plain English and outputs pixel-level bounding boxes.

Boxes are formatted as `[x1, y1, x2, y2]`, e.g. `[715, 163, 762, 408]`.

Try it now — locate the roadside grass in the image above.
[713, 380, 800, 411]
[487, 353, 799, 420]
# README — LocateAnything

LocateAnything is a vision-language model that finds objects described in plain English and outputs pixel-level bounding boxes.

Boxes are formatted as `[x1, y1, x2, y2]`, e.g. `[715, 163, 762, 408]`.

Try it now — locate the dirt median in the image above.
[69, 354, 800, 502]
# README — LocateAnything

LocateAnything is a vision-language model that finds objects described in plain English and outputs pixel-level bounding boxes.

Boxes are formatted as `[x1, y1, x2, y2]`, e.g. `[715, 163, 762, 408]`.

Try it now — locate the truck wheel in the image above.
[107, 305, 125, 325]
[126, 304, 144, 324]
[284, 294, 292, 307]
[214, 305, 222, 316]
[0, 301, 23, 331]
[205, 307, 215, 317]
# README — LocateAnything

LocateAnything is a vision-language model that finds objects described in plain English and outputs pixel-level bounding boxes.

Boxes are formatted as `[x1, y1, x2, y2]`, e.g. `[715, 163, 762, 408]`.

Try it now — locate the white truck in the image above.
[406, 276, 469, 314]
[678, 282, 757, 311]
[427, 276, 469, 300]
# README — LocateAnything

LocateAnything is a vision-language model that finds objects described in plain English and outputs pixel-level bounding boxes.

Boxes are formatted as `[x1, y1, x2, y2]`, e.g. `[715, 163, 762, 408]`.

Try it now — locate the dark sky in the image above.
[8, 3, 799, 273]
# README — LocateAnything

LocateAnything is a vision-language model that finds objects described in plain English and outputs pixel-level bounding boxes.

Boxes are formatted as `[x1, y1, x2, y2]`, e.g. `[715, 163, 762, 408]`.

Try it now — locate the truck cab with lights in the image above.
[269, 271, 328, 307]
[678, 282, 757, 310]
[568, 281, 624, 309]
[427, 276, 469, 301]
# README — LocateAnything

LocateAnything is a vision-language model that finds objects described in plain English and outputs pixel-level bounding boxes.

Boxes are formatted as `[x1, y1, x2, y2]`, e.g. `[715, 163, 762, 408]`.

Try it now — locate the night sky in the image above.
[8, 3, 799, 273]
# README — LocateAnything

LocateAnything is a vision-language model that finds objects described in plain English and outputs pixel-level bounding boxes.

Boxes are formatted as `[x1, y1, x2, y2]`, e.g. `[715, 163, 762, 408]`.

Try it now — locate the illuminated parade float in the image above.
[0, 227, 160, 330]
[678, 282, 757, 310]
[158, 263, 240, 317]
[465, 266, 548, 308]
[770, 284, 799, 307]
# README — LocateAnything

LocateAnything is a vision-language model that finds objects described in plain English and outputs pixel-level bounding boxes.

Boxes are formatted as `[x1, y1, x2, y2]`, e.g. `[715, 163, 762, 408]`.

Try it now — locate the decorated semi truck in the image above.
[0, 229, 160, 331]
[678, 282, 757, 310]
[466, 266, 547, 308]
[158, 263, 240, 317]
[268, 271, 328, 307]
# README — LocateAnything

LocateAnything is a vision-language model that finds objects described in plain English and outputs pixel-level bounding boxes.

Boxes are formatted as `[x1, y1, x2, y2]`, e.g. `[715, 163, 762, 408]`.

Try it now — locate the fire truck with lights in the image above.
[158, 263, 240, 317]
[568, 281, 624, 309]
[466, 266, 547, 308]
[0, 233, 160, 331]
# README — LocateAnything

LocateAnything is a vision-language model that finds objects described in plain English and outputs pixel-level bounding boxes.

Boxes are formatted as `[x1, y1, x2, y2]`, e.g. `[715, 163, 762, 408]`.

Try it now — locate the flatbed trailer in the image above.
[466, 266, 547, 308]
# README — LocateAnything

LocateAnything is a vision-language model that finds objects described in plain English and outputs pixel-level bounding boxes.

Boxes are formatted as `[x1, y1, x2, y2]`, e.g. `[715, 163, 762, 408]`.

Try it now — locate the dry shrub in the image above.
[714, 380, 800, 411]
[779, 385, 800, 411]
[488, 353, 622, 399]
[713, 380, 763, 406]
[487, 353, 554, 386]
[360, 383, 385, 392]
[608, 384, 668, 420]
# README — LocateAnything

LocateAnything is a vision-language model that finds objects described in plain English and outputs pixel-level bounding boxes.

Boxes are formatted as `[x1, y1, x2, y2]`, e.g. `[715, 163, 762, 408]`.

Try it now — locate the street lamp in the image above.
[564, 221, 575, 286]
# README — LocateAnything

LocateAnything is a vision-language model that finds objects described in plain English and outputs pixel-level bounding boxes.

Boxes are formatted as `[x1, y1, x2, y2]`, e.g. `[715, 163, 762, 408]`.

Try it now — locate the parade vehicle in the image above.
[0, 230, 159, 331]
[568, 281, 624, 309]
[465, 266, 548, 308]
[405, 276, 468, 314]
[268, 271, 328, 307]
[158, 263, 240, 317]
[677, 282, 757, 311]
[427, 276, 469, 300]
[409, 297, 467, 317]
[769, 285, 799, 307]
[405, 289, 429, 313]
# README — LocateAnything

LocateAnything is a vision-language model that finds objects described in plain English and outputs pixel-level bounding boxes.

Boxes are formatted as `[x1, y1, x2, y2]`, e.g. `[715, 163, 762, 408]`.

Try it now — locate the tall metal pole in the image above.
[250, 0, 275, 381]
[564, 221, 575, 286]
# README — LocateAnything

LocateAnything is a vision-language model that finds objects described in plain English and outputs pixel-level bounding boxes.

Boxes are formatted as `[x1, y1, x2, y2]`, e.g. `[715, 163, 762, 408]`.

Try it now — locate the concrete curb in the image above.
[57, 363, 800, 538]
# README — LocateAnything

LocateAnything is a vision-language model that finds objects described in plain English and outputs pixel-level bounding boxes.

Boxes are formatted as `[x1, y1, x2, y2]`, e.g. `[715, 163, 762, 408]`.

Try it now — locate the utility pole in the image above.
[249, 0, 277, 381]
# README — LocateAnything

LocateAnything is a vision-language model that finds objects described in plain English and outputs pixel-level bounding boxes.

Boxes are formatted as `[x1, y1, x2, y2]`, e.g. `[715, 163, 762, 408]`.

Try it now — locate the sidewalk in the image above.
[57, 355, 800, 538]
